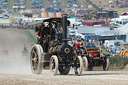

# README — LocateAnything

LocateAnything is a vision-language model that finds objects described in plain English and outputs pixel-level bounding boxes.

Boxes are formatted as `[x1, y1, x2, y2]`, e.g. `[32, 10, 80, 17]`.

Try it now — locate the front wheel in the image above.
[83, 57, 88, 71]
[50, 55, 58, 76]
[103, 58, 110, 71]
[74, 56, 83, 76]
[30, 44, 43, 74]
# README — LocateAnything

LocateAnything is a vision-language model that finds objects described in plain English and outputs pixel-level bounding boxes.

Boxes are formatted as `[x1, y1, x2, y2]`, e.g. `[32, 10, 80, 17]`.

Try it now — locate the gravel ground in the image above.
[0, 71, 128, 85]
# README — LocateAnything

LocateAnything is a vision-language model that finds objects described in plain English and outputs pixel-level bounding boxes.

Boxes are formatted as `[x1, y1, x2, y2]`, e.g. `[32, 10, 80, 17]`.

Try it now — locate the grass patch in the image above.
[23, 30, 36, 44]
[99, 45, 128, 70]
[109, 56, 128, 70]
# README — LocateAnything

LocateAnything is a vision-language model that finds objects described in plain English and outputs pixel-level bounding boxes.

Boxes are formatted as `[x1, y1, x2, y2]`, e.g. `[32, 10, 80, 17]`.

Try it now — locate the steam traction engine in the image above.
[30, 14, 83, 76]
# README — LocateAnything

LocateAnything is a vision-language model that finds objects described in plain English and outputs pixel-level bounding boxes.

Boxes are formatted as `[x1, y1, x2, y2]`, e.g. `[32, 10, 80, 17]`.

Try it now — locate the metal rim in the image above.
[30, 45, 43, 74]
[74, 56, 83, 76]
[50, 55, 58, 76]
[103, 58, 110, 71]
[83, 57, 88, 71]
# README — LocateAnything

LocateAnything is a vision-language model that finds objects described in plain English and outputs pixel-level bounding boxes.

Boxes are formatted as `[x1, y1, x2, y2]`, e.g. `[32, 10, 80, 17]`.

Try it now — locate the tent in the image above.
[38, 12, 65, 17]
[115, 23, 128, 42]
[115, 23, 128, 34]
[76, 26, 110, 35]
[100, 30, 115, 36]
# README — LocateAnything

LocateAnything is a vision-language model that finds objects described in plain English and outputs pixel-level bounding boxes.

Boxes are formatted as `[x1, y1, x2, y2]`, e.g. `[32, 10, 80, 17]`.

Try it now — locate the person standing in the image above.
[37, 24, 47, 45]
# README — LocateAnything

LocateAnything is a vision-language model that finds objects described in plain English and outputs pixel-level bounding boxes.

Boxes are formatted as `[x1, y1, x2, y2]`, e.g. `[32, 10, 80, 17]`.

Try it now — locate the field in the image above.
[42, 0, 49, 8]
[7, 0, 14, 12]
[25, 0, 31, 9]
[60, 0, 67, 9]
[6, 0, 128, 14]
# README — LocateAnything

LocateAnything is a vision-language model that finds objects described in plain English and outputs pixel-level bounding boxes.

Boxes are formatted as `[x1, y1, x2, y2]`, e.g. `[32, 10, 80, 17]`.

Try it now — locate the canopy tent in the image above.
[76, 26, 110, 35]
[100, 30, 115, 36]
[28, 17, 70, 28]
[38, 12, 65, 18]
[115, 23, 128, 34]
[115, 23, 128, 42]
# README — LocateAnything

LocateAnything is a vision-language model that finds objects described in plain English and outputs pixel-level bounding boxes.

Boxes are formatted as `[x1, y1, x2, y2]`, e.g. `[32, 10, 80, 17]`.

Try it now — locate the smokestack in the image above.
[62, 14, 68, 43]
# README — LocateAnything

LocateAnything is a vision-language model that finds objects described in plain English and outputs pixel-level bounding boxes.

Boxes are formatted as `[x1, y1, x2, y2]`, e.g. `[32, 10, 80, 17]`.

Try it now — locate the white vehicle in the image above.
[68, 29, 75, 36]
[67, 27, 75, 37]
[110, 16, 128, 28]
[68, 18, 83, 26]
[75, 32, 85, 39]
[104, 40, 123, 48]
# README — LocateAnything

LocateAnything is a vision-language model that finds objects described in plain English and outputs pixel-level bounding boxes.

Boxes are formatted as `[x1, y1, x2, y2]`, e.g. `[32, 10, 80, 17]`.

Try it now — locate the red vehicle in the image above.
[82, 21, 109, 26]
[83, 42, 110, 71]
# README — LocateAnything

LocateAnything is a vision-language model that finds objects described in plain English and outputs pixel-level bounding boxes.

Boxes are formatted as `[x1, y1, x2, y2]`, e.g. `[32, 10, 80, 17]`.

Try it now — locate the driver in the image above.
[86, 39, 95, 47]
[23, 45, 27, 51]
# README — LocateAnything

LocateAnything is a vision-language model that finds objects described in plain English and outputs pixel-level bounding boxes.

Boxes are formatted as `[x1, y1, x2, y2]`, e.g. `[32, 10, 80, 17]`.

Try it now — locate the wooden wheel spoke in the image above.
[33, 51, 37, 57]
[32, 59, 34, 61]
[33, 62, 38, 69]
[33, 64, 36, 69]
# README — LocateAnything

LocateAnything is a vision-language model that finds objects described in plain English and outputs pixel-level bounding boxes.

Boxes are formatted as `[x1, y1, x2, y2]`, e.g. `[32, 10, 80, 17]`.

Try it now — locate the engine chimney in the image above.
[62, 14, 68, 43]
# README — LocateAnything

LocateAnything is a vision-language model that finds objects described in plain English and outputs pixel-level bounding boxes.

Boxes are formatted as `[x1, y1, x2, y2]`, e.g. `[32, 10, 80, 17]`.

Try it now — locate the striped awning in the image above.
[38, 12, 66, 17]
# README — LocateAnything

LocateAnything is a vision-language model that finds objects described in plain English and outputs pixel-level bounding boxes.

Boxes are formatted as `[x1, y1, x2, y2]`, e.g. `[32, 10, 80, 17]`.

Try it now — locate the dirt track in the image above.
[0, 28, 32, 73]
[0, 29, 128, 85]
[0, 71, 128, 85]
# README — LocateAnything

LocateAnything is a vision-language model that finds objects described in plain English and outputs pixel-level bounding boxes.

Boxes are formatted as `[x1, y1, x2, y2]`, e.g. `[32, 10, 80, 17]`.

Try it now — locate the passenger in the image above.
[86, 39, 96, 48]
[80, 38, 86, 48]
[80, 38, 86, 55]
[75, 40, 80, 49]
[37, 24, 46, 45]
[69, 40, 74, 47]
[37, 24, 44, 39]
[75, 40, 82, 56]
[56, 23, 62, 33]
[48, 23, 55, 40]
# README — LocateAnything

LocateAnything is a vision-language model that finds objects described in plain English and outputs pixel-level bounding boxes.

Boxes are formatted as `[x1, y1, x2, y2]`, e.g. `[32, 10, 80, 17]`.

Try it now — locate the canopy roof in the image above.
[28, 17, 70, 27]
[115, 23, 128, 34]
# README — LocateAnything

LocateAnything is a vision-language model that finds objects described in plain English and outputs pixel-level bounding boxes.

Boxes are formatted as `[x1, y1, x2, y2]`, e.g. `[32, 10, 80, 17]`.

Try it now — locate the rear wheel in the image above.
[74, 56, 83, 76]
[59, 66, 71, 75]
[30, 44, 43, 74]
[50, 55, 58, 76]
[103, 58, 110, 71]
[83, 57, 88, 71]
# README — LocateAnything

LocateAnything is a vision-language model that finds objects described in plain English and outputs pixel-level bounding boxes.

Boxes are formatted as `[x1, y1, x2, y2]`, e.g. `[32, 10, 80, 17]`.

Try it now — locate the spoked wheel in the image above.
[50, 55, 58, 76]
[59, 66, 71, 75]
[30, 44, 43, 74]
[83, 57, 88, 71]
[103, 58, 110, 71]
[74, 56, 83, 76]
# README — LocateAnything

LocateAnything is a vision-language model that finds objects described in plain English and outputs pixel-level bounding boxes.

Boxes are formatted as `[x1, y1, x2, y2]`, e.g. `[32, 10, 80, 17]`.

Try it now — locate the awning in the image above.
[38, 12, 66, 17]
